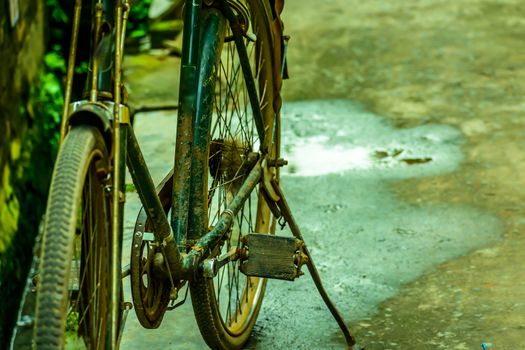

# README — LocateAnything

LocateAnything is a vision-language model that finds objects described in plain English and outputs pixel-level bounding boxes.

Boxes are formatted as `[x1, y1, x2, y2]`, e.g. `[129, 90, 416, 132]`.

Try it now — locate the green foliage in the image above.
[27, 53, 65, 158]
[74, 61, 89, 75]
[48, 0, 69, 25]
[3, 1, 76, 346]
[44, 52, 66, 74]
[3, 40, 65, 347]
[66, 311, 80, 333]
[127, 0, 153, 40]
[125, 183, 137, 192]
[46, 0, 70, 59]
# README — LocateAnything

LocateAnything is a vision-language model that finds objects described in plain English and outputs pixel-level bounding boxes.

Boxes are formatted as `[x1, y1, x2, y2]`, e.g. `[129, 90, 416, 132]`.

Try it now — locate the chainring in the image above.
[129, 170, 178, 328]
[130, 207, 172, 329]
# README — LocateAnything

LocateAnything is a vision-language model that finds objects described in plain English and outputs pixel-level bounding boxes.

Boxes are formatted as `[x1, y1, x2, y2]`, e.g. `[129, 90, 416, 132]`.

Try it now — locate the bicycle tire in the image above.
[34, 126, 115, 349]
[190, 1, 280, 349]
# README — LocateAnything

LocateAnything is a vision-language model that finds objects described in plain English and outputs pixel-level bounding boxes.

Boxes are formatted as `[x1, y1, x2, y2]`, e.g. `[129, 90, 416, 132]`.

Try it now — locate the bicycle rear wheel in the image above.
[34, 126, 115, 349]
[190, 1, 280, 349]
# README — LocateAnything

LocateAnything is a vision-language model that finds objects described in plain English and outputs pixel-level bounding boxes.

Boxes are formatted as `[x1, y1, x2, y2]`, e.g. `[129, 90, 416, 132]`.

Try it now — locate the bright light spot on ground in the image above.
[284, 137, 373, 176]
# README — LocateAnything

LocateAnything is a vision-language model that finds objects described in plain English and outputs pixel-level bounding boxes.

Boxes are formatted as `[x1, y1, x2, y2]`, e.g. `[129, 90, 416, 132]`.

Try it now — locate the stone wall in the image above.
[0, 0, 49, 345]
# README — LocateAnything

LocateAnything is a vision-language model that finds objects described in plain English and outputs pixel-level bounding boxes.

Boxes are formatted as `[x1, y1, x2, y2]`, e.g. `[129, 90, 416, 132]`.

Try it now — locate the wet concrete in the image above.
[119, 101, 501, 349]
[240, 101, 501, 349]
[124, 54, 180, 111]
[281, 1, 525, 349]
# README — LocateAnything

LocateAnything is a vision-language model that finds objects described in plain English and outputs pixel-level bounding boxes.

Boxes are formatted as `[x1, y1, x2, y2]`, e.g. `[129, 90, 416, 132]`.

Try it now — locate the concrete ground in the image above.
[120, 0, 525, 349]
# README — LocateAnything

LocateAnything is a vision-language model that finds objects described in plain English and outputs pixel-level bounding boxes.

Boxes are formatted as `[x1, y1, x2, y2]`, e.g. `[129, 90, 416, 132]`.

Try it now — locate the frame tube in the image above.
[126, 125, 184, 274]
[171, 0, 203, 246]
[188, 8, 226, 241]
[184, 160, 262, 271]
[60, 0, 82, 143]
[110, 2, 124, 346]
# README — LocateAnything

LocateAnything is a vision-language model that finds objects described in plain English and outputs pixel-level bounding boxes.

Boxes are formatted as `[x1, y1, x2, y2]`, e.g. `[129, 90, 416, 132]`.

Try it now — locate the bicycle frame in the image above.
[42, 1, 362, 347]
[62, 0, 272, 314]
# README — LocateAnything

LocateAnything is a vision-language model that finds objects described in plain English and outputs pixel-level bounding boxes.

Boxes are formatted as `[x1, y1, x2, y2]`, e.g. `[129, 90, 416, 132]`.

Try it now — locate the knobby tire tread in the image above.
[34, 126, 108, 349]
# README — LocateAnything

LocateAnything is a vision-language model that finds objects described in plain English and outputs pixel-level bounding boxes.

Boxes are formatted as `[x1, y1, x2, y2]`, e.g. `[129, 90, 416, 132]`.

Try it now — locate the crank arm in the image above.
[201, 247, 242, 278]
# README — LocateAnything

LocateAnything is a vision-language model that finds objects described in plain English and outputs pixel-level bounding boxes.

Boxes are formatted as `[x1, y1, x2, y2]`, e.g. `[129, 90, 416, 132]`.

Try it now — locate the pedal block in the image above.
[240, 233, 307, 281]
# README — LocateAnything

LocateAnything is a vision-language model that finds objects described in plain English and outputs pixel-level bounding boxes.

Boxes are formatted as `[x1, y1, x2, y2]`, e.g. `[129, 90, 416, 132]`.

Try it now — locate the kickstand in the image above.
[271, 181, 360, 349]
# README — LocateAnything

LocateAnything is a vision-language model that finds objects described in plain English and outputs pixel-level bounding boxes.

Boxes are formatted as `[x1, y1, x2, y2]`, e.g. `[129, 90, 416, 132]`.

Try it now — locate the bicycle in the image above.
[28, 0, 359, 349]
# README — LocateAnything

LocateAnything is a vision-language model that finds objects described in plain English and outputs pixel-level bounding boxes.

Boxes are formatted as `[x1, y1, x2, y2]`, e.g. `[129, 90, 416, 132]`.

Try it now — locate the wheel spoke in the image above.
[211, 38, 260, 329]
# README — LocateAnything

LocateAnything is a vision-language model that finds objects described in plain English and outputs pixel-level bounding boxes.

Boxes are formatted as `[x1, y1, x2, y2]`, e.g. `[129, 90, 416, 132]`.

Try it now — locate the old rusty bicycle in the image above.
[26, 0, 358, 348]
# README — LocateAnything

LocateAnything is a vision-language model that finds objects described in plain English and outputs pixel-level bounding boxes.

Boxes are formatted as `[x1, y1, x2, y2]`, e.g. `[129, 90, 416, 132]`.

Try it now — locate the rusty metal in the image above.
[67, 101, 112, 136]
[188, 8, 226, 241]
[129, 168, 177, 327]
[171, 0, 202, 247]
[281, 35, 290, 78]
[240, 233, 305, 280]
[183, 159, 263, 274]
[148, 168, 175, 213]
[121, 264, 130, 278]
[116, 302, 133, 348]
[226, 0, 250, 34]
[130, 204, 172, 328]
[126, 126, 183, 275]
[120, 1, 130, 55]
[89, 2, 104, 102]
[166, 283, 190, 311]
[47, 0, 361, 346]
[201, 247, 240, 278]
[262, 158, 280, 201]
[118, 103, 130, 124]
[59, 0, 82, 143]
[67, 101, 129, 145]
[109, 2, 125, 346]
[270, 158, 288, 167]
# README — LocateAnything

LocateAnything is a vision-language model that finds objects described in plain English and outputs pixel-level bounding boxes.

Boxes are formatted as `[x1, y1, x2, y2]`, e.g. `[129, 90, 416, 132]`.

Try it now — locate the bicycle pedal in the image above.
[240, 233, 307, 281]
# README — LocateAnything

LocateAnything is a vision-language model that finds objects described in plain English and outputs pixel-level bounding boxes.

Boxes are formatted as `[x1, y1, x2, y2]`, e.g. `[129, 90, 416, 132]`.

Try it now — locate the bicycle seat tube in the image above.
[171, 0, 202, 254]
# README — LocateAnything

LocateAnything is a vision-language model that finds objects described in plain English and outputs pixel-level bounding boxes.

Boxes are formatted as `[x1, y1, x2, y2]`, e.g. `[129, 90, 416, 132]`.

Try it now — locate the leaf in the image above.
[44, 53, 66, 73]
[129, 29, 147, 39]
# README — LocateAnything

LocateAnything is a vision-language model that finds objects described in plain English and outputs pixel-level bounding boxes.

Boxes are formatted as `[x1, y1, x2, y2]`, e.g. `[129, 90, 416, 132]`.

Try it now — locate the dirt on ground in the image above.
[283, 0, 525, 348]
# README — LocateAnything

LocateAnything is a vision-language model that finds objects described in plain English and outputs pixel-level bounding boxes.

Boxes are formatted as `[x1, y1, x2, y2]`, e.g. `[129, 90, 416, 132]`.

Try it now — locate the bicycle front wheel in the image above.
[34, 126, 115, 349]
[190, 1, 280, 349]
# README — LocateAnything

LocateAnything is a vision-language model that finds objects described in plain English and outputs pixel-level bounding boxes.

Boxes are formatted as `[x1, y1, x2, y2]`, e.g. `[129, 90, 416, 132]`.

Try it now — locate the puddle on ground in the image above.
[281, 100, 463, 178]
